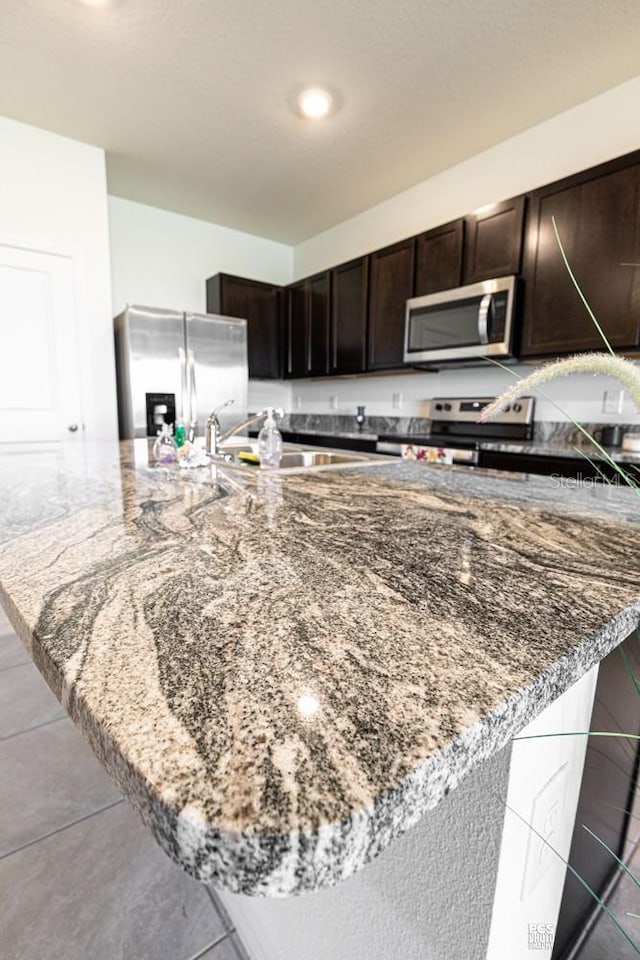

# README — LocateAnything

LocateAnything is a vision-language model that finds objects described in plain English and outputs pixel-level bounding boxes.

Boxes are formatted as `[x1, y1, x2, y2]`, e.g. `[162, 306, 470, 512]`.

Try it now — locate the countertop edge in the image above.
[4, 578, 638, 897]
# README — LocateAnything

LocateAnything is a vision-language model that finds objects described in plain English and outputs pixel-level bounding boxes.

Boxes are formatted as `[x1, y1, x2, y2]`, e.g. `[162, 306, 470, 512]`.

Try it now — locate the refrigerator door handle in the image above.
[187, 348, 198, 441]
[178, 346, 188, 423]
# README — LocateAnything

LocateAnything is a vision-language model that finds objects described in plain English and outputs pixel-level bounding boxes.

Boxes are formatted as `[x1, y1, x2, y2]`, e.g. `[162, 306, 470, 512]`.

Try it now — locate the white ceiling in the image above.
[2, 0, 640, 244]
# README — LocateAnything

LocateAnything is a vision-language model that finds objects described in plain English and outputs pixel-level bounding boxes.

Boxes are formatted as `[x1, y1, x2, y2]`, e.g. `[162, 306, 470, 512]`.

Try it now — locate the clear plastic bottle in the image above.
[152, 423, 178, 464]
[257, 408, 283, 469]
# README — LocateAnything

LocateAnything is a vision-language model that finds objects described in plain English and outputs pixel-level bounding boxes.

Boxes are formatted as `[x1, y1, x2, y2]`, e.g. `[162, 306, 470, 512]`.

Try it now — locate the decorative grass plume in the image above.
[478, 352, 640, 423]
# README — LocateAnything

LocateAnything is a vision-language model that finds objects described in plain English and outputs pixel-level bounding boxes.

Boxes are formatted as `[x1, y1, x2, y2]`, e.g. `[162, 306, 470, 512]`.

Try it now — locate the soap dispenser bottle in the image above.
[257, 408, 283, 469]
[152, 423, 178, 464]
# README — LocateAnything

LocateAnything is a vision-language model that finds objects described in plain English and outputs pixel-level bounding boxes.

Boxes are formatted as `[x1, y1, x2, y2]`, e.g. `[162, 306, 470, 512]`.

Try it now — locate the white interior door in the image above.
[0, 244, 84, 442]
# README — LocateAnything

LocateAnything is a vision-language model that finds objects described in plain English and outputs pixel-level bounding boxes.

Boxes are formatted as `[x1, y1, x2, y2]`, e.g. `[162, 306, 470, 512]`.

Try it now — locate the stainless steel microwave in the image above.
[404, 275, 519, 364]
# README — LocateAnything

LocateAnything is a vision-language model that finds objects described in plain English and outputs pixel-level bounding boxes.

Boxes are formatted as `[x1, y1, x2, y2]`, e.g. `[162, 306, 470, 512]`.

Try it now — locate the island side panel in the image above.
[487, 664, 599, 959]
[217, 745, 512, 960]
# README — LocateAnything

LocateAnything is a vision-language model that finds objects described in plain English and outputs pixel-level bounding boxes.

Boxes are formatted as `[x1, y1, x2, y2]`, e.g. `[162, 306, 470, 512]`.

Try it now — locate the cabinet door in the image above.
[331, 257, 368, 374]
[206, 274, 283, 379]
[463, 196, 525, 284]
[307, 272, 331, 376]
[414, 219, 464, 296]
[520, 164, 640, 357]
[287, 282, 307, 378]
[367, 238, 415, 370]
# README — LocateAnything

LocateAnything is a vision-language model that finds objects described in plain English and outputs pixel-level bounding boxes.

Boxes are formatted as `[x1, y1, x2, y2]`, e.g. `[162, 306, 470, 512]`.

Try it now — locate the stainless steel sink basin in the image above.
[216, 438, 381, 472]
[277, 451, 366, 468]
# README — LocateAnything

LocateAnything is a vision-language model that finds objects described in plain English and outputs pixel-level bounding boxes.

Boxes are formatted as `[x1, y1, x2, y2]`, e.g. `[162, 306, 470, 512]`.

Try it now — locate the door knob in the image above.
[68, 423, 79, 433]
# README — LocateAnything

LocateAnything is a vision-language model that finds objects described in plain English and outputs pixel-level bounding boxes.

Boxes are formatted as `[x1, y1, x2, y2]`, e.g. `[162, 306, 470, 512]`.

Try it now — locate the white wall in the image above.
[291, 75, 640, 424]
[289, 366, 640, 424]
[108, 196, 292, 315]
[0, 117, 116, 439]
[108, 196, 294, 414]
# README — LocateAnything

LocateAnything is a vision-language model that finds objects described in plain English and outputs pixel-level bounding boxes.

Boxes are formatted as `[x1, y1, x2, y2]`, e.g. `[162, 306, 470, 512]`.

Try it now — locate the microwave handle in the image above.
[478, 293, 492, 345]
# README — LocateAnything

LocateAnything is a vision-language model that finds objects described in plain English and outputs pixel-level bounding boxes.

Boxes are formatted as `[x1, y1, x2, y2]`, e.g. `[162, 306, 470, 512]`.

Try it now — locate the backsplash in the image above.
[249, 362, 640, 429]
[287, 364, 640, 424]
[279, 413, 431, 439]
[279, 412, 640, 447]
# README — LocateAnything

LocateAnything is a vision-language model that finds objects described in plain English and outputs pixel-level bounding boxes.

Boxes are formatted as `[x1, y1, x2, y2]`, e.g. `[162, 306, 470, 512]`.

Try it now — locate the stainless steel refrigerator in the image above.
[114, 305, 248, 440]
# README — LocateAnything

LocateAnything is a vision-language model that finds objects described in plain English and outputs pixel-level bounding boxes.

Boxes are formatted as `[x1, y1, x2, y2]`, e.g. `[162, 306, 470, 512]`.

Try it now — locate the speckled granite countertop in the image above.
[0, 441, 639, 897]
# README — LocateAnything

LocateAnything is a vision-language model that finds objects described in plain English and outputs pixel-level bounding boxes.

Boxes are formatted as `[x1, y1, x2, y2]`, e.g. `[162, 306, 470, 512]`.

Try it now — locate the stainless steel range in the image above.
[376, 396, 535, 466]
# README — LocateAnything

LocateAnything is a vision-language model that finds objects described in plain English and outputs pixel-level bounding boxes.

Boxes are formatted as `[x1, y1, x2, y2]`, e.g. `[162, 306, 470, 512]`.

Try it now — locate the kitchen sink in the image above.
[216, 438, 383, 472]
[277, 451, 366, 468]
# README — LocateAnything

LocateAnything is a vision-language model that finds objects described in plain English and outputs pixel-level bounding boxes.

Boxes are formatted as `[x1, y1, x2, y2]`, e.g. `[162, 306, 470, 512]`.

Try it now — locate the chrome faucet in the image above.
[205, 402, 285, 457]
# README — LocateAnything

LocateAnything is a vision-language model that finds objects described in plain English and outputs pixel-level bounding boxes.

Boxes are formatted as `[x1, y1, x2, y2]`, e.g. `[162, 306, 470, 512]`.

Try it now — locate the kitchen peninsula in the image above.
[0, 442, 639, 959]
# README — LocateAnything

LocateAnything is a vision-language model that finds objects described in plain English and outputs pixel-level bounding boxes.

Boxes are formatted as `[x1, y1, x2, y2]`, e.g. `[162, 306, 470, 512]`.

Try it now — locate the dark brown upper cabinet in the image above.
[414, 219, 464, 296]
[307, 272, 331, 376]
[367, 238, 415, 371]
[287, 281, 307, 378]
[331, 256, 369, 375]
[286, 272, 331, 378]
[206, 273, 283, 379]
[520, 158, 640, 358]
[463, 196, 526, 284]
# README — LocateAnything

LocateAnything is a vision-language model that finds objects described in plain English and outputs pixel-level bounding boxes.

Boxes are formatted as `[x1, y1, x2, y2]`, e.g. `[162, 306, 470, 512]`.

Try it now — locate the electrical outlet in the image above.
[392, 392, 403, 411]
[294, 394, 302, 411]
[521, 764, 568, 900]
[329, 394, 339, 411]
[603, 389, 624, 415]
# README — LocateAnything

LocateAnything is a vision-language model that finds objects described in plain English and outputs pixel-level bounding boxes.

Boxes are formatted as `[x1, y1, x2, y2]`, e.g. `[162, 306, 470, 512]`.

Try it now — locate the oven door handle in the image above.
[478, 293, 492, 345]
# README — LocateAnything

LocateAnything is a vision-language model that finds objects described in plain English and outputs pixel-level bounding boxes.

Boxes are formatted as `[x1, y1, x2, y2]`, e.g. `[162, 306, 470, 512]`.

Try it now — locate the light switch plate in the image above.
[521, 763, 568, 900]
[329, 395, 339, 411]
[392, 392, 403, 411]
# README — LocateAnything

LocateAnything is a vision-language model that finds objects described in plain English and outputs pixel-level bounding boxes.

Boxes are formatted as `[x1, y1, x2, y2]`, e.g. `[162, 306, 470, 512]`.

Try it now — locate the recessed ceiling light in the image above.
[298, 88, 333, 120]
[75, 0, 114, 7]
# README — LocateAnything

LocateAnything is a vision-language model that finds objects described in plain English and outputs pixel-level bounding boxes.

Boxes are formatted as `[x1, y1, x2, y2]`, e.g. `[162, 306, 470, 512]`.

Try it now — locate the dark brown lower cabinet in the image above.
[331, 257, 369, 375]
[478, 450, 635, 484]
[206, 273, 283, 380]
[552, 634, 640, 958]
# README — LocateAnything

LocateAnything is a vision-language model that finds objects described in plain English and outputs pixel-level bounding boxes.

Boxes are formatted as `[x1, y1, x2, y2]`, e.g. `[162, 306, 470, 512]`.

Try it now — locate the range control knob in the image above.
[444, 403, 452, 412]
[513, 403, 522, 413]
[434, 403, 443, 411]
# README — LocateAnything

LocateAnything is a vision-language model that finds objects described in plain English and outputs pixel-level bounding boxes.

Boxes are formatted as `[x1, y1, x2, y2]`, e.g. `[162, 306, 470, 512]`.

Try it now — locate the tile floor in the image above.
[0, 607, 249, 960]
[576, 746, 640, 959]
[578, 843, 640, 960]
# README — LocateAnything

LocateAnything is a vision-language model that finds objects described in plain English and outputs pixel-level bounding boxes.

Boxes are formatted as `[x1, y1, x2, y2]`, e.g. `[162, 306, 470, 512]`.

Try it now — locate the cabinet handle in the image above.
[187, 348, 197, 441]
[67, 423, 79, 433]
[178, 346, 188, 422]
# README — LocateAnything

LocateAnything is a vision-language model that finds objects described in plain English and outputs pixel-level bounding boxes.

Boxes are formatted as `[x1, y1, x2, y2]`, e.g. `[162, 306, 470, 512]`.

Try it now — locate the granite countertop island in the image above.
[0, 441, 639, 897]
